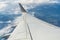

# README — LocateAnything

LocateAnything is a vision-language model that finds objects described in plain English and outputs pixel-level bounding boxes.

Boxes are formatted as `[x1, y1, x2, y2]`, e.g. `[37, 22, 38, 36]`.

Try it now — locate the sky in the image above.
[0, 0, 60, 11]
[0, 0, 60, 14]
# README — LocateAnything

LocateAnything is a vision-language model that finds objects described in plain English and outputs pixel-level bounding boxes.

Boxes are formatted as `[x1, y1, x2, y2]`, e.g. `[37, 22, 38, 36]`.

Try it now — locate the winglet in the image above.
[19, 3, 27, 12]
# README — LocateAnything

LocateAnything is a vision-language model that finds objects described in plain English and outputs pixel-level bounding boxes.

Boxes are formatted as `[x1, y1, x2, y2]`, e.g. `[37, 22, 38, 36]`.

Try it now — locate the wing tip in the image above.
[19, 3, 27, 12]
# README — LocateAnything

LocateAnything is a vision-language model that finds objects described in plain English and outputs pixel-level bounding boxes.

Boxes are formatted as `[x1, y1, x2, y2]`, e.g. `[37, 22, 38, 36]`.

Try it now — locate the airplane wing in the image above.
[7, 3, 60, 40]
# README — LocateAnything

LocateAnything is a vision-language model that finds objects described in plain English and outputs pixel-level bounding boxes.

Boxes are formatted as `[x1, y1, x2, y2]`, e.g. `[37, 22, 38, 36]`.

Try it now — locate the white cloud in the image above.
[0, 0, 60, 4]
[14, 0, 49, 4]
[48, 0, 60, 3]
[0, 2, 7, 11]
[0, 21, 11, 23]
[0, 16, 21, 36]
[0, 25, 12, 36]
[0, 0, 52, 4]
[13, 8, 20, 14]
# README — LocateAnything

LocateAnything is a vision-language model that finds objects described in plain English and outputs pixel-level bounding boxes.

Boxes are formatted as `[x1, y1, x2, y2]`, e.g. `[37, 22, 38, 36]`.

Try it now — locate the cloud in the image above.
[13, 8, 20, 14]
[13, 0, 48, 4]
[0, 16, 21, 37]
[0, 0, 54, 4]
[0, 25, 12, 36]
[0, 21, 11, 23]
[0, 2, 7, 11]
[11, 0, 60, 4]
[0, 0, 60, 4]
[48, 0, 60, 3]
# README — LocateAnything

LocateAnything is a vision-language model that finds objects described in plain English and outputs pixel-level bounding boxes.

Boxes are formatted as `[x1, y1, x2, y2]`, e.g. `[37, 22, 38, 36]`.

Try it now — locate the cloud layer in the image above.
[0, 0, 60, 4]
[0, 3, 7, 11]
